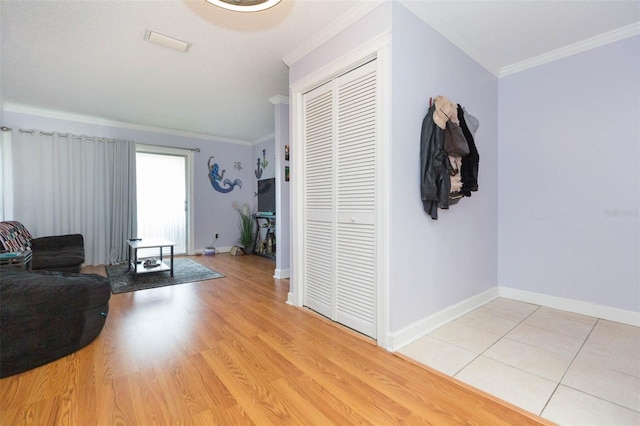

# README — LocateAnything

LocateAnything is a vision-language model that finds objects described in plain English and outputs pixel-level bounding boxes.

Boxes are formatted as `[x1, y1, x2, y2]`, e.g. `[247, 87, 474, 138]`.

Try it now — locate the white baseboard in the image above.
[286, 292, 297, 306]
[387, 287, 500, 352]
[387, 286, 640, 353]
[499, 287, 640, 327]
[274, 268, 290, 279]
[194, 246, 232, 255]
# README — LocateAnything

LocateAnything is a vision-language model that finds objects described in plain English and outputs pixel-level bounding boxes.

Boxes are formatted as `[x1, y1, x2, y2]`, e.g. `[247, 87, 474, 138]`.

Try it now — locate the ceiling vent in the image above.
[144, 30, 191, 53]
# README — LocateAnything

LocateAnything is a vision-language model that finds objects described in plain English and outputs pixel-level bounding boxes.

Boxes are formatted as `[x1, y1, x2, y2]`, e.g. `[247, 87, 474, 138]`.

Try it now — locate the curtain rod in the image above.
[18, 128, 116, 143]
[15, 128, 201, 152]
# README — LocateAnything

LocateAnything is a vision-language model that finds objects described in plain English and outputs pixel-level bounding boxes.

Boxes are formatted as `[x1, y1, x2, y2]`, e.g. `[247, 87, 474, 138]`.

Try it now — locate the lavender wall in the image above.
[289, 2, 499, 334]
[388, 3, 499, 332]
[253, 139, 276, 182]
[3, 110, 255, 253]
[253, 137, 276, 213]
[498, 36, 640, 312]
[273, 101, 290, 276]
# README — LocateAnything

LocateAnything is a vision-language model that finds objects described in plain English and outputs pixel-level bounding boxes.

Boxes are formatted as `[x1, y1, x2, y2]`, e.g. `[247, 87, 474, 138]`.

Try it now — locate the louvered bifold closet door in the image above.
[335, 60, 377, 338]
[302, 81, 335, 319]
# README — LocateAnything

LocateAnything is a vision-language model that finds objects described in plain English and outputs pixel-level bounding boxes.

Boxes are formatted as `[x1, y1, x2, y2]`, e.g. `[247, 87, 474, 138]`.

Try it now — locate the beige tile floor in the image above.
[399, 298, 640, 425]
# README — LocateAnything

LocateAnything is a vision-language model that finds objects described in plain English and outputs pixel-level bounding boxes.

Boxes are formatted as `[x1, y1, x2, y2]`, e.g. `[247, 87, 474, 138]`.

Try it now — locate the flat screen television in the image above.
[257, 178, 276, 215]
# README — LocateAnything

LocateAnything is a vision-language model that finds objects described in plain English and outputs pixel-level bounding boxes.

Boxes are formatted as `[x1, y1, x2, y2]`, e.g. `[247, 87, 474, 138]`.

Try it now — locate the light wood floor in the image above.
[1, 254, 554, 425]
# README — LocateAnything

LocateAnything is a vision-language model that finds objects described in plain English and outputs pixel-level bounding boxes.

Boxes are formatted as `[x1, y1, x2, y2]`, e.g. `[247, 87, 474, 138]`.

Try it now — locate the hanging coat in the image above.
[420, 104, 451, 219]
[457, 105, 479, 196]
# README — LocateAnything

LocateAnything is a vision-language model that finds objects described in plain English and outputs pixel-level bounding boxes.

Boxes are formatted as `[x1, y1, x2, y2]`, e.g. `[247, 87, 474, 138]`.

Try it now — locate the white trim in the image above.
[136, 144, 195, 255]
[397, 0, 500, 77]
[136, 143, 193, 156]
[398, 1, 640, 78]
[375, 39, 392, 349]
[388, 286, 640, 352]
[388, 287, 500, 352]
[500, 22, 640, 77]
[290, 32, 392, 347]
[3, 103, 253, 146]
[286, 292, 296, 306]
[251, 132, 275, 145]
[290, 89, 304, 307]
[187, 152, 195, 255]
[274, 268, 290, 279]
[499, 287, 640, 327]
[268, 95, 290, 105]
[290, 31, 391, 94]
[282, 0, 386, 67]
[196, 245, 232, 254]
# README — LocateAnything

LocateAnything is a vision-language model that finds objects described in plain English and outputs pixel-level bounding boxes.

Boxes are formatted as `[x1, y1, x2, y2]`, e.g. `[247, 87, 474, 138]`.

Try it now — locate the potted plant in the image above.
[232, 202, 255, 254]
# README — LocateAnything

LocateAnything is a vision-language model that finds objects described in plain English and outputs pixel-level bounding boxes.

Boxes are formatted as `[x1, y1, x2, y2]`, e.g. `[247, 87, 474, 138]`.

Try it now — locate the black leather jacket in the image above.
[420, 104, 451, 219]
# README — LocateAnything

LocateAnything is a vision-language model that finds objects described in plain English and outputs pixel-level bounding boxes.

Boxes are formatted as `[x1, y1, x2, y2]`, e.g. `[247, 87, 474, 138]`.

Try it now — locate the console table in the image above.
[127, 238, 175, 279]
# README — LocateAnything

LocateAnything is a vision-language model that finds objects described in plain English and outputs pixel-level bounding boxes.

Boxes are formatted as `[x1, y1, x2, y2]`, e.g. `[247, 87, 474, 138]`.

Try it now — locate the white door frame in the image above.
[135, 144, 195, 255]
[289, 32, 391, 348]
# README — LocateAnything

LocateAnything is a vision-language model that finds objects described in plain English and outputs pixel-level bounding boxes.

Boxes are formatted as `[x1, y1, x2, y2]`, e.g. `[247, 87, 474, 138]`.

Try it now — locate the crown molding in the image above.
[398, 0, 501, 77]
[500, 22, 640, 77]
[252, 132, 275, 145]
[269, 94, 289, 105]
[2, 103, 253, 145]
[282, 0, 386, 67]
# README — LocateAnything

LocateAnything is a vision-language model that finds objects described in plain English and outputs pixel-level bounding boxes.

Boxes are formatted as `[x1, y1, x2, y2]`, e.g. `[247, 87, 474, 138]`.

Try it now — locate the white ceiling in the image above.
[1, 0, 638, 142]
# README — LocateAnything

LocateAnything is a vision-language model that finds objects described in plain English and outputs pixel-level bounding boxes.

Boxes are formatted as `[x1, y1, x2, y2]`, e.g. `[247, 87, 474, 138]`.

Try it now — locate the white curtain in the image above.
[12, 130, 136, 265]
[110, 140, 137, 264]
[0, 128, 14, 221]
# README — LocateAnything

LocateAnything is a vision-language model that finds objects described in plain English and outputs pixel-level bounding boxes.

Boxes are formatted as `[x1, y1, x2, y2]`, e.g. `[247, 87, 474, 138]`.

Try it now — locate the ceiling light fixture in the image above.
[144, 30, 191, 53]
[204, 0, 281, 13]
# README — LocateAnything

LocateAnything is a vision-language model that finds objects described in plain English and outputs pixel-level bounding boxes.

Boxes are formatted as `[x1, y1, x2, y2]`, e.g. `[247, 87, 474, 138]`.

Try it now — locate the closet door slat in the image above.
[302, 82, 334, 319]
[335, 60, 377, 338]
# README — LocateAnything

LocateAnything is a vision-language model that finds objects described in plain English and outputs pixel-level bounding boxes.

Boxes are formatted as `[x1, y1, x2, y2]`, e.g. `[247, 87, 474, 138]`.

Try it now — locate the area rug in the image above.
[106, 258, 223, 294]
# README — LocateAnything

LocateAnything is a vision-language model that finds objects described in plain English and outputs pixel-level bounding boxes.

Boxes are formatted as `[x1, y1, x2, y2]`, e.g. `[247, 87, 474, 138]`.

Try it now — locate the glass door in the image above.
[136, 146, 191, 256]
